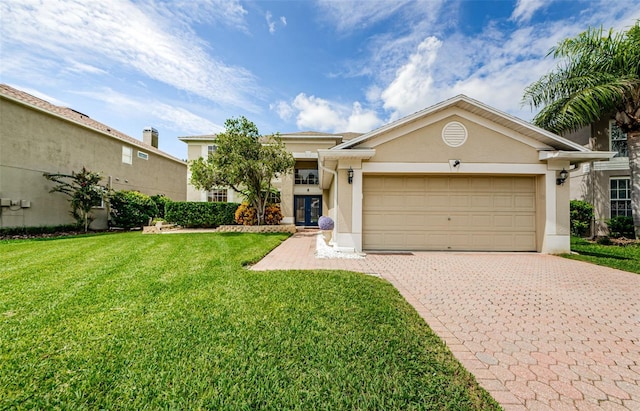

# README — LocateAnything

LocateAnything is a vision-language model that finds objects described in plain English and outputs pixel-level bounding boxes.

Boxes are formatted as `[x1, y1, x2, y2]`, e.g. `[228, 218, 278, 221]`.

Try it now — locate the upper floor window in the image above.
[137, 151, 148, 160]
[610, 177, 631, 218]
[610, 120, 628, 158]
[207, 189, 227, 203]
[122, 146, 133, 164]
[295, 168, 319, 185]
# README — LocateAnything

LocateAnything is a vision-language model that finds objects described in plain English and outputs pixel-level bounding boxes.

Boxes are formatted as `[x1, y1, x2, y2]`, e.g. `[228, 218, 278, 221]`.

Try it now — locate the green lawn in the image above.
[566, 236, 640, 273]
[1, 232, 498, 410]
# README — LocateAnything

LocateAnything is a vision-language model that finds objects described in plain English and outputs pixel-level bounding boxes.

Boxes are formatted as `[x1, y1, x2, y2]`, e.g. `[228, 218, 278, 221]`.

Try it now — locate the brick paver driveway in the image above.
[252, 231, 640, 410]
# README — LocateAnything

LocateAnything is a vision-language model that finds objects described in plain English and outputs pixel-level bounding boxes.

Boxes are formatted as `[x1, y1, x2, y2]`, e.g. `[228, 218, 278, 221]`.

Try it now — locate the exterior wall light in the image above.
[348, 167, 353, 184]
[556, 169, 568, 186]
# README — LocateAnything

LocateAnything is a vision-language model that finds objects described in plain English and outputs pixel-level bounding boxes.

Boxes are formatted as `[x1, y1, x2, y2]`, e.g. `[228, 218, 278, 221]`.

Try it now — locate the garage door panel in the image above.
[363, 175, 536, 251]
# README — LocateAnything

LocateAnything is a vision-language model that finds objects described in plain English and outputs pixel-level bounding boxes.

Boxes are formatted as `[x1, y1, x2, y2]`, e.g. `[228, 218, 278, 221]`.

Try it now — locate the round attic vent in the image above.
[442, 121, 468, 147]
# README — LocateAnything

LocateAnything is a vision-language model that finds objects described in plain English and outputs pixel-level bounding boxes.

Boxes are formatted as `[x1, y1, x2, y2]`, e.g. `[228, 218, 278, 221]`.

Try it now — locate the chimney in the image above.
[143, 127, 159, 148]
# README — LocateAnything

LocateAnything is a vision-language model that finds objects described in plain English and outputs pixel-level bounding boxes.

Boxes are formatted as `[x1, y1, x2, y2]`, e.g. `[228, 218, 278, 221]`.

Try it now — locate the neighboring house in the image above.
[0, 84, 187, 230]
[182, 95, 611, 254]
[566, 117, 629, 235]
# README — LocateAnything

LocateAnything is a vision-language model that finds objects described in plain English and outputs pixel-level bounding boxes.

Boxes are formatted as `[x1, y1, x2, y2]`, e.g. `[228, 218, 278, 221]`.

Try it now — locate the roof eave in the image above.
[539, 150, 616, 163]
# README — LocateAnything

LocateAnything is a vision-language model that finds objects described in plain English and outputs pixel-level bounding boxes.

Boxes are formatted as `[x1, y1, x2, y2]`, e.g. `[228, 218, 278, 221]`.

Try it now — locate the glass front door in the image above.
[294, 195, 322, 226]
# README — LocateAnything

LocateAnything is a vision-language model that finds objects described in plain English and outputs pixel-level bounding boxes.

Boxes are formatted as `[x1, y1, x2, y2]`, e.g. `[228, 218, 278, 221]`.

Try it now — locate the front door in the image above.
[294, 195, 322, 226]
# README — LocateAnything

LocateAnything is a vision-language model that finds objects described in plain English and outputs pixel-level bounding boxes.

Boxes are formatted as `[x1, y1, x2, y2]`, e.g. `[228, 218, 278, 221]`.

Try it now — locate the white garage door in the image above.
[363, 175, 537, 251]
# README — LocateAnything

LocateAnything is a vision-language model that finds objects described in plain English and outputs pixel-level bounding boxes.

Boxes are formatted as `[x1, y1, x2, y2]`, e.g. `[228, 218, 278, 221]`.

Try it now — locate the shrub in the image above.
[150, 194, 172, 219]
[165, 202, 239, 228]
[235, 203, 283, 225]
[109, 190, 158, 229]
[235, 203, 257, 226]
[607, 215, 635, 238]
[570, 200, 593, 237]
[264, 203, 283, 225]
[318, 216, 334, 231]
[597, 236, 613, 245]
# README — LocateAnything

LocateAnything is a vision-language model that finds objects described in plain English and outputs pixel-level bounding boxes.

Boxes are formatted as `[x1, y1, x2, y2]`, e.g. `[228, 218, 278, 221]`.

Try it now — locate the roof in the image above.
[333, 94, 589, 153]
[0, 84, 185, 164]
[178, 134, 218, 142]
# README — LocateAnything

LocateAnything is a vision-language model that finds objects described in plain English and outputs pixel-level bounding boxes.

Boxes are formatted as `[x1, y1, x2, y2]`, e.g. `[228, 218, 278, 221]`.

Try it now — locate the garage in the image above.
[362, 175, 537, 251]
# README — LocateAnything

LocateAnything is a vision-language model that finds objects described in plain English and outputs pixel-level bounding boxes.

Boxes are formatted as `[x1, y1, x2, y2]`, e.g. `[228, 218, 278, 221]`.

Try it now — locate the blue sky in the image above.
[1, 0, 639, 159]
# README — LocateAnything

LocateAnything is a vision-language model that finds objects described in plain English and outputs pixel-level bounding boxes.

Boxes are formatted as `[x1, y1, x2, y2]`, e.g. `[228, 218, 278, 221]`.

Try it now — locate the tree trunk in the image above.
[628, 131, 640, 238]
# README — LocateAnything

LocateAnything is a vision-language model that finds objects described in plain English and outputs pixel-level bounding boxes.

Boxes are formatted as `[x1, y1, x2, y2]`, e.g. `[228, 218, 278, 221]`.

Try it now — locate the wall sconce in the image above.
[347, 167, 353, 184]
[556, 169, 568, 186]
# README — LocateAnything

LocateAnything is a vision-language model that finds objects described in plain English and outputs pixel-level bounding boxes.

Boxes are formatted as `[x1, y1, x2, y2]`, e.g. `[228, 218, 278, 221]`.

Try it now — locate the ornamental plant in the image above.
[235, 203, 283, 225]
[43, 167, 104, 232]
[318, 216, 334, 231]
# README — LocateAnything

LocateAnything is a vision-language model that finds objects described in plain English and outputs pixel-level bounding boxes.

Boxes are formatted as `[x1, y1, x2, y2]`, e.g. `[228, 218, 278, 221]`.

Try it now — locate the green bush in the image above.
[165, 202, 239, 228]
[597, 236, 613, 245]
[607, 215, 635, 238]
[570, 200, 593, 237]
[150, 194, 172, 219]
[109, 190, 158, 229]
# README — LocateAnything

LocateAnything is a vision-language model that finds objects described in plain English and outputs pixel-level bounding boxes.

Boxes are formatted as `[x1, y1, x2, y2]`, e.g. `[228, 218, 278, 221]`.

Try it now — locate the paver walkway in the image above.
[251, 230, 640, 410]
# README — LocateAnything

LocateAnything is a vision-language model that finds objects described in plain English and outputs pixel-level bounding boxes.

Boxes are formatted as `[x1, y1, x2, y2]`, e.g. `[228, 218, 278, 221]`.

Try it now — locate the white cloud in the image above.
[275, 93, 382, 133]
[265, 10, 287, 34]
[381, 37, 441, 120]
[0, 0, 261, 111]
[315, 0, 439, 32]
[266, 11, 276, 34]
[74, 87, 224, 135]
[270, 101, 295, 120]
[511, 0, 549, 23]
[154, 0, 248, 31]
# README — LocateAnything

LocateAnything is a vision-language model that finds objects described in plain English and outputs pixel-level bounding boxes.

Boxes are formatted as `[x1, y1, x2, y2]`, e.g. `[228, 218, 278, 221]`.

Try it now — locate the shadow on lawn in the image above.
[574, 250, 632, 260]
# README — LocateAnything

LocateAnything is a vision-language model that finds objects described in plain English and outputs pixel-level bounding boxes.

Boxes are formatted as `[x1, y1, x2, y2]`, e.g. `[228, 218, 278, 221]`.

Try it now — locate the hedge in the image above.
[165, 202, 240, 228]
[109, 190, 158, 229]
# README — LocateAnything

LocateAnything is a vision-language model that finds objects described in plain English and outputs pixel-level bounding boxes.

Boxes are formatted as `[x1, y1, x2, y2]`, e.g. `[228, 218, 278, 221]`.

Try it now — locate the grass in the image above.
[565, 236, 640, 273]
[1, 232, 499, 410]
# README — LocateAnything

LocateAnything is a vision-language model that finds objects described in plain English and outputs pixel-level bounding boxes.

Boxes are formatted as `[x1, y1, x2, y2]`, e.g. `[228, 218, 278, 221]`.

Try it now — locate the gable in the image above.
[356, 114, 543, 164]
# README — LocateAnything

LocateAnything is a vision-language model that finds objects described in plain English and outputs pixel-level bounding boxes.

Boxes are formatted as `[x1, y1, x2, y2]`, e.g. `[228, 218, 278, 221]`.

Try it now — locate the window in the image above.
[267, 190, 281, 204]
[610, 120, 628, 158]
[610, 177, 631, 217]
[294, 168, 319, 185]
[137, 151, 148, 160]
[122, 146, 132, 164]
[207, 145, 217, 157]
[207, 189, 227, 203]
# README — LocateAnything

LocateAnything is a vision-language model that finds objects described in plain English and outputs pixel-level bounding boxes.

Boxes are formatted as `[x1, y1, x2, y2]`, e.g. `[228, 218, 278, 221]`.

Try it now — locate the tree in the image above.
[190, 116, 295, 225]
[523, 22, 640, 236]
[43, 167, 105, 232]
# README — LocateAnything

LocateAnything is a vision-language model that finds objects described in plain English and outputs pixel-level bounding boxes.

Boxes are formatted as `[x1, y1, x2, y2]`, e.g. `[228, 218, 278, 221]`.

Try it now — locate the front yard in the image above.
[1, 232, 498, 410]
[567, 236, 640, 274]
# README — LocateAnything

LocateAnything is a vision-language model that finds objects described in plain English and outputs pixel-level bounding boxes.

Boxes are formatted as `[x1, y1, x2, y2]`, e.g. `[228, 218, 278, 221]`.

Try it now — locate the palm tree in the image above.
[523, 21, 640, 236]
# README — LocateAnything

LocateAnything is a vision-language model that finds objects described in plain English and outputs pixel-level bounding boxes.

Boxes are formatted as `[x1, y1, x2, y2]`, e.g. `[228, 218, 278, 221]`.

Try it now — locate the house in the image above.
[181, 95, 612, 254]
[565, 117, 629, 235]
[0, 84, 187, 230]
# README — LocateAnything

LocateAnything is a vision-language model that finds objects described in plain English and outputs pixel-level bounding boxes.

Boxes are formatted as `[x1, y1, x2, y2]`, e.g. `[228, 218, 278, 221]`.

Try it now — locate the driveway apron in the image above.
[251, 231, 640, 410]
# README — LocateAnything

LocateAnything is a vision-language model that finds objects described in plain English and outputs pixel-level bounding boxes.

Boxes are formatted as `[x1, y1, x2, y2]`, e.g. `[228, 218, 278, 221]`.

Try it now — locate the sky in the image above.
[1, 0, 639, 160]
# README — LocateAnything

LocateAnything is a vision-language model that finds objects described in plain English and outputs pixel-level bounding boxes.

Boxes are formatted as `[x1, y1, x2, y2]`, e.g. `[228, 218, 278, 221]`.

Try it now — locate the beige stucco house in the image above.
[566, 116, 629, 235]
[181, 95, 612, 254]
[0, 84, 187, 230]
